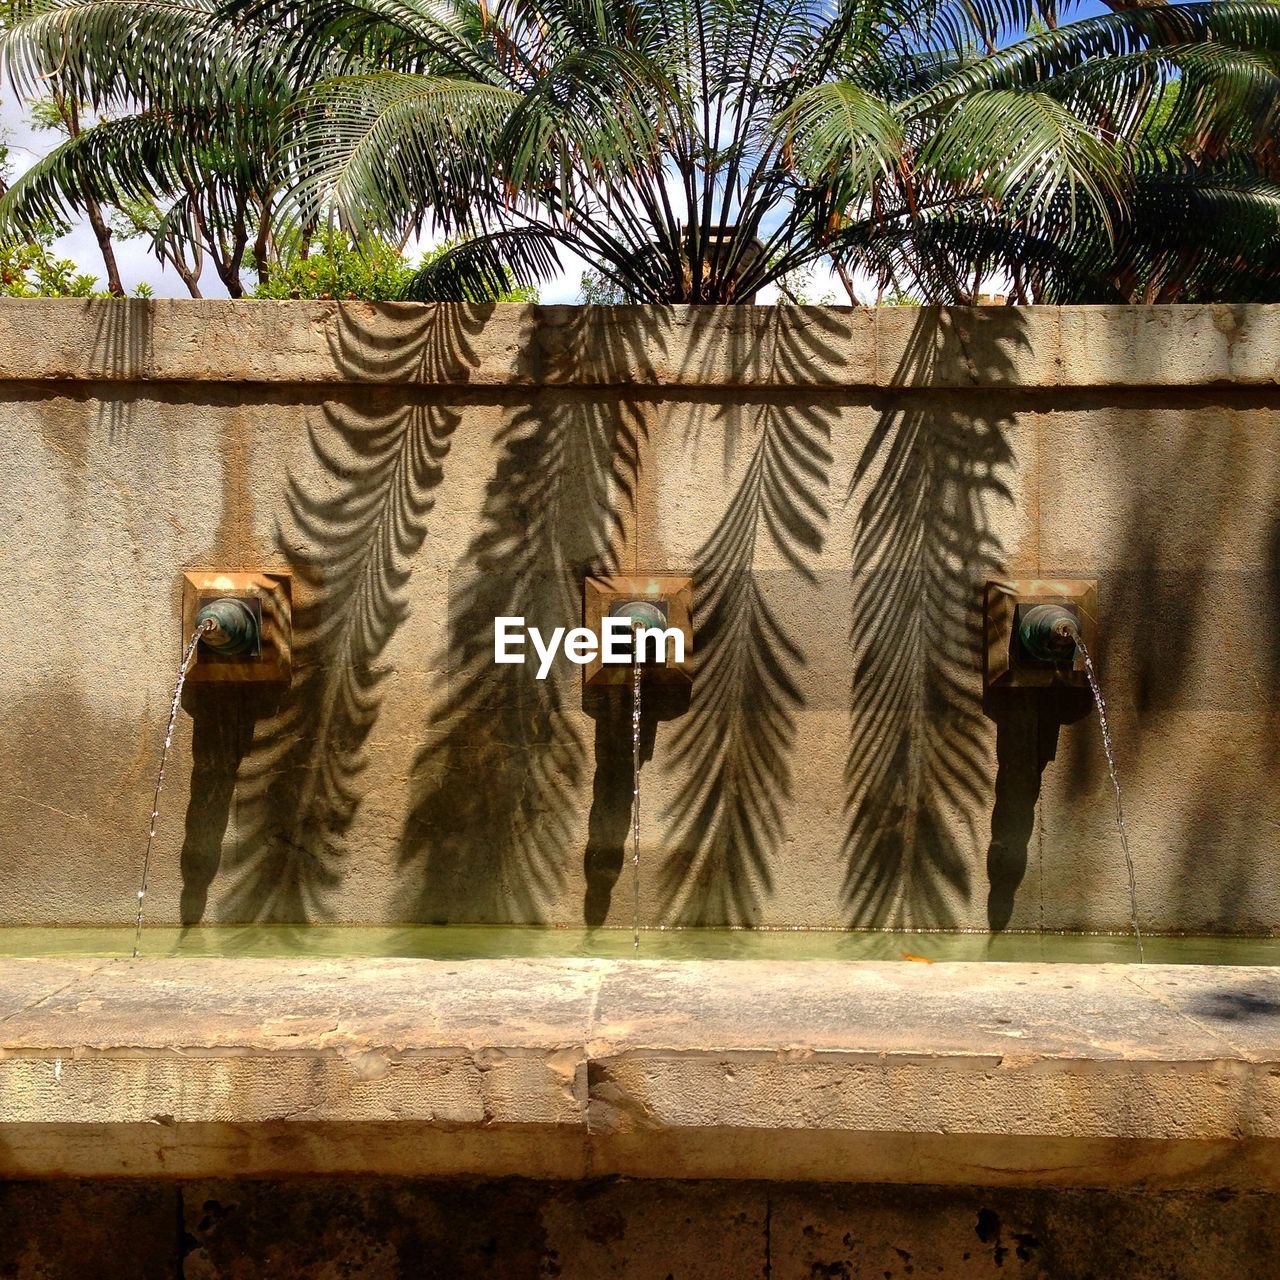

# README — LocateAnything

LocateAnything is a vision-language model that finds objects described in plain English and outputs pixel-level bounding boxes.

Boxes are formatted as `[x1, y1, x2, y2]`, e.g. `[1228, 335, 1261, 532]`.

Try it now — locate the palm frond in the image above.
[774, 81, 903, 194]
[1, 0, 275, 110]
[0, 109, 272, 229]
[399, 228, 561, 299]
[283, 71, 518, 235]
[918, 88, 1125, 233]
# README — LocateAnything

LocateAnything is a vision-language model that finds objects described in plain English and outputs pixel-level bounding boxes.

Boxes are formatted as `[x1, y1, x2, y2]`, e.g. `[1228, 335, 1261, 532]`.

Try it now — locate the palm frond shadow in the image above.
[207, 305, 483, 922]
[91, 301, 154, 443]
[658, 308, 843, 925]
[398, 310, 658, 923]
[843, 309, 1023, 929]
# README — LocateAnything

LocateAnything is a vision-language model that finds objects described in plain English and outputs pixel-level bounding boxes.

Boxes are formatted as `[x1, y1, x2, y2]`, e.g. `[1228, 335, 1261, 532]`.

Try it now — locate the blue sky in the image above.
[0, 0, 1123, 301]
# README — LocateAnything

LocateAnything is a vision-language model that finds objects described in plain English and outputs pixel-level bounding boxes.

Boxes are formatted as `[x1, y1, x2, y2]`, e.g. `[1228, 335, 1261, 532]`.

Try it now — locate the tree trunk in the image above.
[205, 187, 249, 298]
[836, 263, 858, 306]
[253, 192, 273, 288]
[165, 252, 203, 299]
[83, 198, 124, 296]
[215, 258, 246, 298]
[64, 100, 125, 297]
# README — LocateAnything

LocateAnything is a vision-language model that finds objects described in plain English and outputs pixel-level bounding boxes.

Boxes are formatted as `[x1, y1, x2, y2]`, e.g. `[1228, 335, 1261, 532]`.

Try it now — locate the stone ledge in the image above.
[1, 957, 1278, 1186]
[0, 300, 1275, 389]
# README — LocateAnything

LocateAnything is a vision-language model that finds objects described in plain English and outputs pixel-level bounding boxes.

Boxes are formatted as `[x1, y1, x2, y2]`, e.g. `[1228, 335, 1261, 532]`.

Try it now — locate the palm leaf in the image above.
[918, 88, 1124, 232]
[283, 71, 518, 235]
[400, 227, 561, 298]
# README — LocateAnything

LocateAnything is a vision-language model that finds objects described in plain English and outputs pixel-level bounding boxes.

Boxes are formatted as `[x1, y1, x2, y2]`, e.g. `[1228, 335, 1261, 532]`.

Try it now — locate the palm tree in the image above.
[0, 0, 298, 295]
[1, 0, 1278, 301]
[221, 0, 1280, 302]
[840, 8, 1280, 303]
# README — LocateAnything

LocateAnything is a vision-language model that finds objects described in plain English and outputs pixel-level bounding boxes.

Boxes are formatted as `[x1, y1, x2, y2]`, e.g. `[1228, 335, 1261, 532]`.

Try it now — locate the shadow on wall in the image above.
[183, 305, 489, 923]
[983, 687, 1090, 931]
[173, 303, 1043, 928]
[396, 310, 659, 924]
[91, 301, 155, 443]
[1065, 396, 1280, 933]
[179, 685, 279, 925]
[658, 308, 843, 925]
[843, 309, 1025, 929]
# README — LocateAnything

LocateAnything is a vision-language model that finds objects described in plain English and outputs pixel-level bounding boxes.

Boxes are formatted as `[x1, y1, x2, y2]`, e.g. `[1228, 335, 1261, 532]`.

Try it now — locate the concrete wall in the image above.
[2, 300, 1277, 933]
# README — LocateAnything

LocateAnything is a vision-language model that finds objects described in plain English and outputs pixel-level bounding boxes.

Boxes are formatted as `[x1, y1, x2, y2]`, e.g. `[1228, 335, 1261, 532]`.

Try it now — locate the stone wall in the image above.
[3, 1176, 1278, 1280]
[2, 300, 1278, 933]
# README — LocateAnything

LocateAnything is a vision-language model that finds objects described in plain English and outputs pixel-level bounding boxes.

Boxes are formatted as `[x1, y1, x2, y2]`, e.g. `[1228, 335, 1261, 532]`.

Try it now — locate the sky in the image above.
[0, 88, 624, 303]
[0, 0, 1116, 303]
[0, 73, 834, 305]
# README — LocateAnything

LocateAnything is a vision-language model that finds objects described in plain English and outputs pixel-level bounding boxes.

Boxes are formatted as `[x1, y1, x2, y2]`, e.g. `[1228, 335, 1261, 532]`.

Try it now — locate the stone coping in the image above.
[0, 299, 1275, 389]
[1, 956, 1278, 1187]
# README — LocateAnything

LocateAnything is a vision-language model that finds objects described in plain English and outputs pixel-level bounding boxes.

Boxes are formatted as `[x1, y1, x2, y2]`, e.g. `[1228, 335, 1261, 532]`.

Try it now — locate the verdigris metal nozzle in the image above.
[194, 597, 260, 658]
[612, 600, 668, 631]
[1018, 603, 1081, 663]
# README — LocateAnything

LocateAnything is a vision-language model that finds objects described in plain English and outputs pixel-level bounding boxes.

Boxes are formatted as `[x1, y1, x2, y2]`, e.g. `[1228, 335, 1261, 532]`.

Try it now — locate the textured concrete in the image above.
[3, 1177, 1278, 1279]
[1, 956, 1279, 1186]
[2, 302, 1280, 931]
[0, 299, 1276, 387]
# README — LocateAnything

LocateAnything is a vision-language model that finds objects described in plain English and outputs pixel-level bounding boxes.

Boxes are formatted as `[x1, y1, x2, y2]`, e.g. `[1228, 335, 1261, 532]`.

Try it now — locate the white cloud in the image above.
[0, 92, 871, 305]
[0, 89, 231, 296]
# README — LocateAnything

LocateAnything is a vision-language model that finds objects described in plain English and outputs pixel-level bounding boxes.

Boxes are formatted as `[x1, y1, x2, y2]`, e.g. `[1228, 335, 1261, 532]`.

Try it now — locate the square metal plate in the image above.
[583, 574, 693, 687]
[181, 571, 292, 684]
[984, 579, 1097, 688]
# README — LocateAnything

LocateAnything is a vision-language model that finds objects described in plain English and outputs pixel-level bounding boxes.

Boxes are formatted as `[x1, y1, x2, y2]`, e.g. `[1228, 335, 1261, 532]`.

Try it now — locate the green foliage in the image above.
[579, 271, 627, 305]
[0, 0, 1279, 301]
[108, 197, 165, 243]
[253, 233, 416, 299]
[0, 237, 100, 296]
[27, 95, 69, 135]
[254, 233, 538, 301]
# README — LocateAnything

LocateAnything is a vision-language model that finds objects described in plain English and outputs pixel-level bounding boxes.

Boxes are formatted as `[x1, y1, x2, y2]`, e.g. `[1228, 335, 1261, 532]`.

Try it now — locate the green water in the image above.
[1, 925, 1277, 965]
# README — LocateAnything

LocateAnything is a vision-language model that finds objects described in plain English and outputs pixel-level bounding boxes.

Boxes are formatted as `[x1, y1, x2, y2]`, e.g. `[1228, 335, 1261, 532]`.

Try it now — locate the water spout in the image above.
[1078, 638, 1143, 962]
[630, 656, 642, 949]
[1023, 607, 1143, 961]
[133, 618, 215, 958]
[194, 596, 260, 658]
[983, 582, 1142, 960]
[1018, 603, 1083, 665]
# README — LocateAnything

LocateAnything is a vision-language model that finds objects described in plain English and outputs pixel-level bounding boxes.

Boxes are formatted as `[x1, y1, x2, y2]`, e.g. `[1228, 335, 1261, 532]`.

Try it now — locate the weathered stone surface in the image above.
[2, 302, 1280, 932]
[1, 957, 1279, 1186]
[0, 1179, 180, 1279]
[0, 300, 1278, 387]
[1, 1175, 1278, 1278]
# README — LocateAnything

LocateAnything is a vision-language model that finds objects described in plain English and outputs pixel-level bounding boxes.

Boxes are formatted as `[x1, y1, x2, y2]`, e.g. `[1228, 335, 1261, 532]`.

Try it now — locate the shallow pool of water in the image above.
[1, 926, 1277, 964]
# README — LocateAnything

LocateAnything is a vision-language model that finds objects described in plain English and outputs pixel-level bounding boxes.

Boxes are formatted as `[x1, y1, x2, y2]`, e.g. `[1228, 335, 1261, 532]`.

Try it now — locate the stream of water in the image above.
[123, 616, 1146, 966]
[630, 658, 643, 949]
[1078, 638, 1143, 962]
[132, 621, 213, 958]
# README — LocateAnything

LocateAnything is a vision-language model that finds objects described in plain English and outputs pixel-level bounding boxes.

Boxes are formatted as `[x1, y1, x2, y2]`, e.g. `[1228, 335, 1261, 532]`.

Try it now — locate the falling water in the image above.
[1077, 638, 1143, 962]
[132, 620, 213, 958]
[630, 657, 643, 950]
